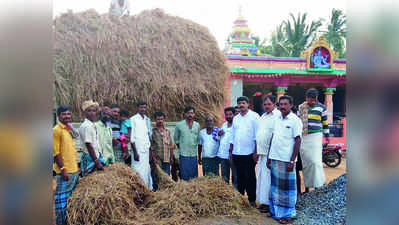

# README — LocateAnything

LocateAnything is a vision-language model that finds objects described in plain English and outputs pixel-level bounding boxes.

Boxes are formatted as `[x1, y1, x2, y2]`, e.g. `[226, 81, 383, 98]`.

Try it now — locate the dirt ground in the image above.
[53, 158, 346, 225]
[198, 158, 347, 225]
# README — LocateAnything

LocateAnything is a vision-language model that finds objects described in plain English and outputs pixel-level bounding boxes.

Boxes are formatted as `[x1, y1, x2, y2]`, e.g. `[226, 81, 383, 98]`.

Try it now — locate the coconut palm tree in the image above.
[324, 9, 346, 58]
[270, 24, 290, 57]
[284, 12, 323, 57]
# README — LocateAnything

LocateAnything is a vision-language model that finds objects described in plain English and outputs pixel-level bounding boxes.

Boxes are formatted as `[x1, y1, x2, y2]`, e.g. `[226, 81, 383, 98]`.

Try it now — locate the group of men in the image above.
[53, 88, 330, 225]
[224, 88, 329, 225]
[53, 100, 174, 225]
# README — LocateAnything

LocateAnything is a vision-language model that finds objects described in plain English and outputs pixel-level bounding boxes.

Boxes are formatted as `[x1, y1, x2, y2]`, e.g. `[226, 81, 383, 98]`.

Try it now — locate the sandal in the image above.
[266, 212, 273, 218]
[257, 204, 270, 213]
[279, 218, 293, 225]
[258, 207, 269, 213]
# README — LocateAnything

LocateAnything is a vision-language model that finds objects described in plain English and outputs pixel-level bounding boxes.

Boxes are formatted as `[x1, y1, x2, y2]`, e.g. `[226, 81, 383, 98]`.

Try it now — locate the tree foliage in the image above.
[323, 9, 347, 58]
[241, 10, 346, 58]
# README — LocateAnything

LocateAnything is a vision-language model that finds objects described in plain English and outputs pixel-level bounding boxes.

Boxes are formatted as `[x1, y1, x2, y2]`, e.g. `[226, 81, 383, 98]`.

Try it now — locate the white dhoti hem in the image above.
[300, 132, 325, 188]
[131, 142, 153, 190]
[256, 155, 271, 205]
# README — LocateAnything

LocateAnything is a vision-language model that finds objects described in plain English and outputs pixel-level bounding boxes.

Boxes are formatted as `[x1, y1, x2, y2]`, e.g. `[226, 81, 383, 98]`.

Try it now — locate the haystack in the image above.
[67, 164, 258, 225]
[54, 9, 229, 124]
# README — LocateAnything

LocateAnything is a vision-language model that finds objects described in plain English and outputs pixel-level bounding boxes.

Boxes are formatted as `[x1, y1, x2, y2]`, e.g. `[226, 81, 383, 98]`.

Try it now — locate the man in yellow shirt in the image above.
[53, 105, 80, 225]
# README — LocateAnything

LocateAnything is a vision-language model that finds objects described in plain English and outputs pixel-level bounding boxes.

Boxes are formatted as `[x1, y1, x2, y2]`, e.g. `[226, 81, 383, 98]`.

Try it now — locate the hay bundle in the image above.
[54, 9, 229, 123]
[66, 163, 153, 225]
[140, 176, 258, 225]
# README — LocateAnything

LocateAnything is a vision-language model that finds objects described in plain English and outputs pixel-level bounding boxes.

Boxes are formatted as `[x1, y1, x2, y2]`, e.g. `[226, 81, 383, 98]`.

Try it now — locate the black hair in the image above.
[237, 96, 249, 103]
[279, 95, 294, 105]
[184, 106, 195, 113]
[110, 104, 120, 109]
[263, 94, 276, 104]
[137, 100, 147, 107]
[120, 109, 129, 117]
[306, 88, 319, 98]
[291, 106, 298, 114]
[153, 111, 166, 119]
[224, 107, 236, 114]
[57, 105, 70, 116]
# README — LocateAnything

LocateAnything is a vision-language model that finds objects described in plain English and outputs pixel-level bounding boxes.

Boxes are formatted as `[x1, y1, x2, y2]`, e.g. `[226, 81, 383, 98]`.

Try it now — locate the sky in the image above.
[53, 0, 346, 49]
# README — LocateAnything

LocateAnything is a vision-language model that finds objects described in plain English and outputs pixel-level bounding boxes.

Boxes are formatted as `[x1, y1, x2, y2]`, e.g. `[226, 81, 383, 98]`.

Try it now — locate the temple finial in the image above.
[238, 5, 242, 16]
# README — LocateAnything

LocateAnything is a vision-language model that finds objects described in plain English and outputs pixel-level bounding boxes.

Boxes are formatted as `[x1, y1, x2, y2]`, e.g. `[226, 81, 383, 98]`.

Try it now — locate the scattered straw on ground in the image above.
[54, 9, 228, 124]
[139, 176, 257, 225]
[66, 164, 258, 225]
[66, 163, 153, 225]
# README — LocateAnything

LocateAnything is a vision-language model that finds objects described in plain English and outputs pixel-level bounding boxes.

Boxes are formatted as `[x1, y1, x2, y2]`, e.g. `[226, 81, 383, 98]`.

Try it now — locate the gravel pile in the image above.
[295, 174, 346, 225]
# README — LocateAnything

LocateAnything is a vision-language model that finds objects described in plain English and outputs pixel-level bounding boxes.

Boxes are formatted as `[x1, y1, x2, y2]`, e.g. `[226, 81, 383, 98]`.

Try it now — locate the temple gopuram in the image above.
[224, 14, 346, 144]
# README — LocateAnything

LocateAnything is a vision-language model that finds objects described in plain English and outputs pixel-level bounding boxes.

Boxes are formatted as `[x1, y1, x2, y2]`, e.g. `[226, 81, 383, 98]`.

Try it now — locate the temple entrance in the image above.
[242, 82, 346, 120]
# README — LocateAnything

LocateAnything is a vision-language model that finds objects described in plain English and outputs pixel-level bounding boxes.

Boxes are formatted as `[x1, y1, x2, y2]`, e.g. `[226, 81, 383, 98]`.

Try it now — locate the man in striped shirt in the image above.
[298, 88, 330, 193]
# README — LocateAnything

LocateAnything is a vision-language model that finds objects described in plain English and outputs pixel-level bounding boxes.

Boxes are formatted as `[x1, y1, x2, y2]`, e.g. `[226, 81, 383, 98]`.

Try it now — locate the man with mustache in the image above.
[298, 88, 329, 193]
[229, 96, 260, 207]
[217, 107, 235, 184]
[267, 95, 302, 224]
[130, 101, 153, 189]
[108, 104, 130, 163]
[96, 106, 115, 165]
[255, 94, 280, 213]
[53, 105, 80, 225]
[79, 100, 106, 176]
[174, 106, 201, 181]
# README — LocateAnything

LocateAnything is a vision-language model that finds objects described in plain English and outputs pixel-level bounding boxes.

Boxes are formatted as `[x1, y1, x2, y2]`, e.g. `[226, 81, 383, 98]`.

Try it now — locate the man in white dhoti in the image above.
[298, 88, 330, 193]
[130, 101, 153, 189]
[255, 95, 280, 213]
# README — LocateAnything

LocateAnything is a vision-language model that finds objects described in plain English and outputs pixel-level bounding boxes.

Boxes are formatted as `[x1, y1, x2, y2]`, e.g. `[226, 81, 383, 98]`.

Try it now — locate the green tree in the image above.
[269, 24, 290, 56]
[284, 12, 323, 57]
[324, 9, 346, 58]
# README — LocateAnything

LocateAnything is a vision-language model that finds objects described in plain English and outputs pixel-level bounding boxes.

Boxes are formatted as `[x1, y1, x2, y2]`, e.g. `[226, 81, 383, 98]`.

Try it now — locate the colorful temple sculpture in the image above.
[225, 13, 260, 56]
[224, 14, 346, 145]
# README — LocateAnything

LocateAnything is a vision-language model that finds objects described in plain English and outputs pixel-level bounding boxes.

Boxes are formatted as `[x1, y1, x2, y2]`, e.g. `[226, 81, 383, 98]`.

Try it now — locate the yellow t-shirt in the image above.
[53, 122, 79, 173]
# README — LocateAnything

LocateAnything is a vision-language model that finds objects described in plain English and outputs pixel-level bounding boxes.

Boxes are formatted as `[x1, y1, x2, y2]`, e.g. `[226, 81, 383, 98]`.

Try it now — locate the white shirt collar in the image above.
[279, 111, 294, 120]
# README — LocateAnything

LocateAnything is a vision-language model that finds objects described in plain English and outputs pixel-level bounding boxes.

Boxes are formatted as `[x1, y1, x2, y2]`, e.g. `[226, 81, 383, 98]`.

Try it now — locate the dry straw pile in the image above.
[67, 163, 257, 225]
[66, 163, 153, 225]
[54, 9, 229, 123]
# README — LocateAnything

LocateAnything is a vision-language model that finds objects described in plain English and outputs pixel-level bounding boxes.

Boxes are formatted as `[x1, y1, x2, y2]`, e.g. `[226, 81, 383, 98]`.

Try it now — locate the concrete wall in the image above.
[230, 79, 243, 107]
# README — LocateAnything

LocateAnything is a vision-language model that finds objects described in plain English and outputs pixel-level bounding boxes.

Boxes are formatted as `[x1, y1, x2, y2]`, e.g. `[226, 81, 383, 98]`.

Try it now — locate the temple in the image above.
[224, 13, 346, 144]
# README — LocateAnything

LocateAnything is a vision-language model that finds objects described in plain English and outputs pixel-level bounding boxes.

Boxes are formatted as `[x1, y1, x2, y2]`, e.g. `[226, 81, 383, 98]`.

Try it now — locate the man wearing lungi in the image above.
[229, 96, 259, 207]
[79, 100, 106, 176]
[298, 88, 329, 193]
[255, 94, 280, 213]
[53, 105, 80, 225]
[174, 106, 201, 181]
[130, 101, 153, 189]
[267, 95, 302, 224]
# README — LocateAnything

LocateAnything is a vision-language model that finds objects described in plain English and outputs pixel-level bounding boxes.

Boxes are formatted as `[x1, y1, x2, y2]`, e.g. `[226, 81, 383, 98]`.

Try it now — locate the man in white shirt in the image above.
[79, 100, 106, 176]
[255, 95, 280, 213]
[266, 95, 302, 224]
[229, 96, 259, 207]
[130, 101, 153, 189]
[217, 107, 235, 184]
[199, 115, 220, 176]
